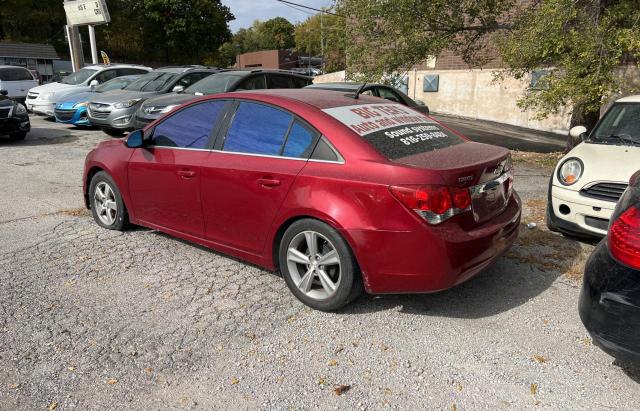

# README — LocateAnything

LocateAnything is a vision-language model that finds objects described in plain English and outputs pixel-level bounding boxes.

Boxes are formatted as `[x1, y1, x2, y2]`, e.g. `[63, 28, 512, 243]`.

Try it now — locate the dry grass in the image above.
[506, 198, 595, 282]
[511, 151, 564, 170]
[57, 207, 89, 217]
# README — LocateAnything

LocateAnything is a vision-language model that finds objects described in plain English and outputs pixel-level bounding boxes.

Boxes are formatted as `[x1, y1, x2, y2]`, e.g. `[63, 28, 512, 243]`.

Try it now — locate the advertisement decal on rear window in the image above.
[322, 103, 463, 159]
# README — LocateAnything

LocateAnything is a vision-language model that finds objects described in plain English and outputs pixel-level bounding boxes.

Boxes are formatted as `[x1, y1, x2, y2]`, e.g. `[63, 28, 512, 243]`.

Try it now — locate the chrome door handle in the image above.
[257, 177, 281, 187]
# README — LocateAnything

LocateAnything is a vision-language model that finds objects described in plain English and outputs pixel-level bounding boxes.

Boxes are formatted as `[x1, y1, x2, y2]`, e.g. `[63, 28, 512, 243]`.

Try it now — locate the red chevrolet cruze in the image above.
[83, 89, 521, 310]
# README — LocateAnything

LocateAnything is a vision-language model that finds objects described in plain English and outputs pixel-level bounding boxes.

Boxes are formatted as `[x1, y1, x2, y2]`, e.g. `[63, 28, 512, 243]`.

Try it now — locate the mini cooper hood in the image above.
[141, 93, 195, 109]
[90, 89, 156, 104]
[556, 142, 640, 191]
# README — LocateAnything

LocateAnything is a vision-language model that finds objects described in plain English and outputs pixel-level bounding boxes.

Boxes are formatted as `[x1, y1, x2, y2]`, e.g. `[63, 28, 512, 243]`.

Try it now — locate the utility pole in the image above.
[320, 8, 325, 74]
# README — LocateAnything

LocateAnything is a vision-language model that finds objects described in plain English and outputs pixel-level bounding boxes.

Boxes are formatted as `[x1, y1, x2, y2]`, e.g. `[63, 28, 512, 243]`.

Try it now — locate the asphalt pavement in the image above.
[432, 114, 566, 153]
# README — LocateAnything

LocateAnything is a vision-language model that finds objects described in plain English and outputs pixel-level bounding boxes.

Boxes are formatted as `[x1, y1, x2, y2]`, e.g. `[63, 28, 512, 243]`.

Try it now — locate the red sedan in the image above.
[83, 89, 521, 311]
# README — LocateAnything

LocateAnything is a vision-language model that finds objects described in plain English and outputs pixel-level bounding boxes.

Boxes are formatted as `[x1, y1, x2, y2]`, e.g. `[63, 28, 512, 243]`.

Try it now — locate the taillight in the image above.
[608, 205, 640, 269]
[389, 185, 472, 225]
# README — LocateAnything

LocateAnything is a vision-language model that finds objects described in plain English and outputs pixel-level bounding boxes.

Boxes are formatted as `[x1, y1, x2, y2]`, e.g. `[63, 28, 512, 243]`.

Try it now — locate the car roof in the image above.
[219, 69, 311, 79]
[306, 82, 385, 91]
[616, 95, 640, 103]
[232, 88, 388, 109]
[83, 64, 150, 70]
[154, 66, 222, 74]
[0, 65, 31, 70]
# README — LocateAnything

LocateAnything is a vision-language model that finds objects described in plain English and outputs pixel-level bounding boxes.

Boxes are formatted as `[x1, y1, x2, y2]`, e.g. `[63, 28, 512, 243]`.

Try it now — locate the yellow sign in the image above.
[100, 50, 110, 65]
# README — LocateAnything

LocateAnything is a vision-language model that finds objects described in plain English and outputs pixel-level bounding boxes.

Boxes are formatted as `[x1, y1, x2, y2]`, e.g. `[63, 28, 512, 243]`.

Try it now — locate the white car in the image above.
[547, 95, 640, 238]
[26, 64, 151, 116]
[0, 65, 38, 103]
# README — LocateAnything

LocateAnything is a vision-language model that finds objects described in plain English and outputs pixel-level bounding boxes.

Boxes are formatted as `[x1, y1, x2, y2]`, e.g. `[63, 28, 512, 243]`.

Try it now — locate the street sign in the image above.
[64, 0, 111, 26]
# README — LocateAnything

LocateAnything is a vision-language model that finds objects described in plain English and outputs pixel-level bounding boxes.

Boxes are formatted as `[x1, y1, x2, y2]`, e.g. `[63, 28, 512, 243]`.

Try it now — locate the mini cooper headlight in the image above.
[558, 158, 583, 185]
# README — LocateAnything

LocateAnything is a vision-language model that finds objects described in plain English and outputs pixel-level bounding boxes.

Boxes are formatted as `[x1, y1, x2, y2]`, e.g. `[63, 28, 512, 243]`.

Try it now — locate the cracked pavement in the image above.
[0, 117, 638, 410]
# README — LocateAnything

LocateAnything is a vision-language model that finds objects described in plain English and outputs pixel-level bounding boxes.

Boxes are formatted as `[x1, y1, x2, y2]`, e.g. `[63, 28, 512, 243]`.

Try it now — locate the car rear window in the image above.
[322, 103, 463, 159]
[0, 67, 34, 81]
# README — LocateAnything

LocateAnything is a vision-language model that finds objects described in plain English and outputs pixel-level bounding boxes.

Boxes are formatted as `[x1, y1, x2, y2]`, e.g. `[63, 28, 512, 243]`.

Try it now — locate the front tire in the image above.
[279, 219, 363, 311]
[89, 171, 129, 231]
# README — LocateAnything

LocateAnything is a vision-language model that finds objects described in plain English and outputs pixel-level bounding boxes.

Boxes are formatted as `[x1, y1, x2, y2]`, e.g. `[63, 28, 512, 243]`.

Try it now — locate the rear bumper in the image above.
[348, 191, 521, 294]
[579, 241, 640, 366]
[548, 182, 615, 238]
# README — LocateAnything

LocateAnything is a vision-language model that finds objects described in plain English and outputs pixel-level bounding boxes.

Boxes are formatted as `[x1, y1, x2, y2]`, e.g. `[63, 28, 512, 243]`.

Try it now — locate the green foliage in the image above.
[337, 0, 514, 82]
[294, 12, 346, 72]
[0, 0, 234, 65]
[498, 0, 640, 124]
[212, 17, 296, 67]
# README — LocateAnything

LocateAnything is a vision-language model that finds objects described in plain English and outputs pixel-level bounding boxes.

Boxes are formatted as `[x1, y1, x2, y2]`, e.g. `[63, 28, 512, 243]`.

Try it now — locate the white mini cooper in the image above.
[547, 95, 640, 238]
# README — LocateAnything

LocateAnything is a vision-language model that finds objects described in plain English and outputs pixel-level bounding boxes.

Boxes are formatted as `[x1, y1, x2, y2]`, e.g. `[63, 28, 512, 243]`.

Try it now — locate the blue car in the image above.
[54, 75, 140, 126]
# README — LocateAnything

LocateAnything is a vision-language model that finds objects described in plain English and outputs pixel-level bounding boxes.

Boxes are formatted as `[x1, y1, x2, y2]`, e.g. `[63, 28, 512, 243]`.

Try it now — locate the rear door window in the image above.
[267, 75, 294, 89]
[151, 101, 226, 149]
[237, 75, 267, 90]
[322, 103, 463, 160]
[223, 102, 292, 155]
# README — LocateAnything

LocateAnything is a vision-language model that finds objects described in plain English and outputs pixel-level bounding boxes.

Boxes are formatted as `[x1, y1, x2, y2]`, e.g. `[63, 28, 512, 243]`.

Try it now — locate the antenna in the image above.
[351, 83, 368, 99]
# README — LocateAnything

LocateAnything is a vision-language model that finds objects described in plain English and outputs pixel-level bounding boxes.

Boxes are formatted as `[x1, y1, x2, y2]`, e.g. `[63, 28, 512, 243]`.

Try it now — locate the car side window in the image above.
[0, 68, 33, 81]
[223, 102, 292, 155]
[177, 72, 209, 88]
[267, 75, 294, 89]
[117, 68, 148, 76]
[311, 137, 341, 162]
[151, 101, 225, 149]
[292, 76, 310, 88]
[237, 75, 266, 90]
[282, 121, 318, 158]
[94, 69, 117, 84]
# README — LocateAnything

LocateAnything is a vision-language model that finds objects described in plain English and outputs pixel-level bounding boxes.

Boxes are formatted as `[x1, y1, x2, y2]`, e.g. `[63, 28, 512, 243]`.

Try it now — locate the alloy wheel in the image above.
[94, 181, 117, 226]
[286, 230, 342, 300]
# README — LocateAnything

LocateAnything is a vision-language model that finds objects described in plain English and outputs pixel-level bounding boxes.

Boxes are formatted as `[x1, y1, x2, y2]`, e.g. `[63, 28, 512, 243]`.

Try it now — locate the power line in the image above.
[275, 0, 344, 17]
[279, 1, 316, 16]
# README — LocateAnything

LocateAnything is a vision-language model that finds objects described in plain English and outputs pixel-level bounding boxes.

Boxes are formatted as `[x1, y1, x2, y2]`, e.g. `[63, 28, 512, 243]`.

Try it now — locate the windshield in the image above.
[184, 73, 245, 94]
[61, 68, 98, 85]
[591, 103, 640, 145]
[95, 77, 136, 93]
[124, 72, 177, 92]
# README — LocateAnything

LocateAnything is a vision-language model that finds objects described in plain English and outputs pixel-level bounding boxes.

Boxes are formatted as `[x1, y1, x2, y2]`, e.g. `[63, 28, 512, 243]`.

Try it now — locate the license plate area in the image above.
[469, 170, 512, 223]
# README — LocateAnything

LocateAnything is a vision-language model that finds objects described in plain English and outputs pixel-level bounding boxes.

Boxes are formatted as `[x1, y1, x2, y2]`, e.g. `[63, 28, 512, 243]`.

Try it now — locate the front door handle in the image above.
[257, 177, 281, 187]
[177, 169, 196, 178]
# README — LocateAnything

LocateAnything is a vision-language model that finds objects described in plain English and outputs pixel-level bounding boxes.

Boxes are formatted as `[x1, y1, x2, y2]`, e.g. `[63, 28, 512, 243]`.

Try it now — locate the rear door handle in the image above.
[257, 177, 281, 187]
[177, 169, 196, 178]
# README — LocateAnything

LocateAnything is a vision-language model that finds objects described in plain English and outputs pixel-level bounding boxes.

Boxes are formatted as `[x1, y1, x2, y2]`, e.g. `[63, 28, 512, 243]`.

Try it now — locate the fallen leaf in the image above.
[530, 383, 538, 396]
[67, 366, 76, 372]
[286, 315, 296, 323]
[351, 341, 359, 347]
[455, 381, 463, 392]
[383, 388, 392, 396]
[106, 378, 118, 385]
[48, 402, 58, 410]
[451, 403, 457, 411]
[328, 359, 338, 366]
[8, 383, 19, 389]
[533, 355, 548, 364]
[333, 384, 351, 396]
[230, 377, 239, 385]
[144, 367, 153, 374]
[317, 378, 326, 385]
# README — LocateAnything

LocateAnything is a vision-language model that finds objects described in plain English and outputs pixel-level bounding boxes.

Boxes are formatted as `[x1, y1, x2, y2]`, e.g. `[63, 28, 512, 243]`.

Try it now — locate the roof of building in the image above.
[0, 42, 60, 60]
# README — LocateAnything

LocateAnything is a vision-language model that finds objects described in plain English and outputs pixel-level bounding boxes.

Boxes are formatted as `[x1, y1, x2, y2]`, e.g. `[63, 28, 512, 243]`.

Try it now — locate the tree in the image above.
[295, 12, 346, 72]
[336, 0, 514, 81]
[0, 0, 67, 51]
[260, 17, 295, 50]
[498, 0, 640, 145]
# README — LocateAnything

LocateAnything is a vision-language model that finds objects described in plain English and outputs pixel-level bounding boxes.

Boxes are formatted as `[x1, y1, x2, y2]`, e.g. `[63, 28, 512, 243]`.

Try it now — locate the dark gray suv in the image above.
[132, 69, 312, 129]
[87, 66, 222, 136]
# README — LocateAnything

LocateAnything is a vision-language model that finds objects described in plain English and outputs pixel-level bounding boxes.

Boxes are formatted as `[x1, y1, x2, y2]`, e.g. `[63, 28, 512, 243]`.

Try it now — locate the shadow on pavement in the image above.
[614, 360, 640, 384]
[0, 127, 77, 146]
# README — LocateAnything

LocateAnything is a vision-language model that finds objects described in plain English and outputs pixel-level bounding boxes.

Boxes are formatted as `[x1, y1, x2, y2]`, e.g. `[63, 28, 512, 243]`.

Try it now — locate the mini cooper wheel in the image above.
[279, 219, 362, 311]
[89, 171, 129, 230]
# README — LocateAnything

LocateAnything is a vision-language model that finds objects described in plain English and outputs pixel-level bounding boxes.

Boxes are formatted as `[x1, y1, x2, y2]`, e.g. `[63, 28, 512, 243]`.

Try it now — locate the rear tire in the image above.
[8, 131, 27, 141]
[103, 128, 125, 137]
[89, 171, 129, 231]
[279, 219, 363, 311]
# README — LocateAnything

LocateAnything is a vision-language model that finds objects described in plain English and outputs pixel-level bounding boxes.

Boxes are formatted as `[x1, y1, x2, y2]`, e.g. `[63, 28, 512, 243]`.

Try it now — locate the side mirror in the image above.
[172, 85, 185, 93]
[126, 130, 144, 148]
[89, 79, 99, 88]
[0, 90, 7, 96]
[569, 125, 588, 140]
[415, 104, 430, 115]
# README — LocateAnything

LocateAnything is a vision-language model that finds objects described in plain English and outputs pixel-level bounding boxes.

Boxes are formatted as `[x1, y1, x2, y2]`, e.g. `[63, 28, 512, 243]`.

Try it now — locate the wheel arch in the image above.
[84, 166, 105, 208]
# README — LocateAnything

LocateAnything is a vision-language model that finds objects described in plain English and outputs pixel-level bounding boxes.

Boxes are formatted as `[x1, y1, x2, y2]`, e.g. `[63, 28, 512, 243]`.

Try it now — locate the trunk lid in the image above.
[394, 141, 512, 223]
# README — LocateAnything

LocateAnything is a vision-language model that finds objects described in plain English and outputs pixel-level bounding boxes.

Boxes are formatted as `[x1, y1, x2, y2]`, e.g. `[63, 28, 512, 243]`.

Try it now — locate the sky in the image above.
[221, 0, 333, 32]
